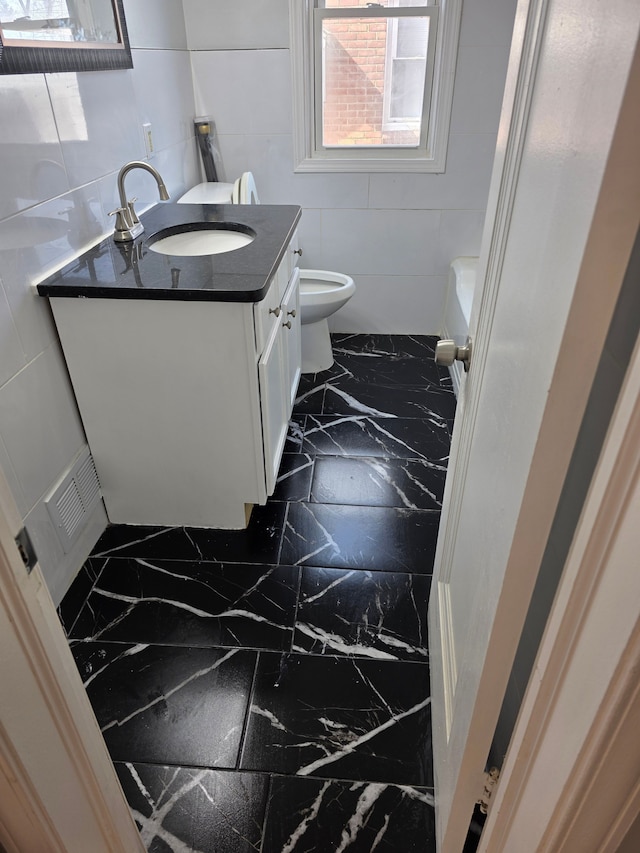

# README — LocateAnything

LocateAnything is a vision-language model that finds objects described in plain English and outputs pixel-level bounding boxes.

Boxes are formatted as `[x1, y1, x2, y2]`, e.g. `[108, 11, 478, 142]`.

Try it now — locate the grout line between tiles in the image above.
[236, 649, 262, 773]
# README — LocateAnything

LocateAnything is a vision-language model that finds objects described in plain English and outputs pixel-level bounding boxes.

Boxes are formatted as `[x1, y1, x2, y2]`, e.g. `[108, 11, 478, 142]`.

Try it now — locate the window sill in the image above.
[293, 152, 447, 174]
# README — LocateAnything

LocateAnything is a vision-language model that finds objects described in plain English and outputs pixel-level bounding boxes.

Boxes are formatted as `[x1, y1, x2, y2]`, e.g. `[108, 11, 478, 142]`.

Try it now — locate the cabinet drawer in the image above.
[254, 275, 280, 356]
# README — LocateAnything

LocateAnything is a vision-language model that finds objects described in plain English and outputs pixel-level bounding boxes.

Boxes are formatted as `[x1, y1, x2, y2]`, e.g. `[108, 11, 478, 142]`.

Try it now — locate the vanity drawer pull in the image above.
[283, 320, 292, 329]
[287, 309, 297, 318]
[293, 248, 303, 256]
[269, 306, 281, 317]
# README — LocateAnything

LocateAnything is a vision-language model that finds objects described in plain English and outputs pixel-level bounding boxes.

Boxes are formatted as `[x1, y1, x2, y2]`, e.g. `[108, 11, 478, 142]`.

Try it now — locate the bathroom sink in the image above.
[147, 223, 255, 257]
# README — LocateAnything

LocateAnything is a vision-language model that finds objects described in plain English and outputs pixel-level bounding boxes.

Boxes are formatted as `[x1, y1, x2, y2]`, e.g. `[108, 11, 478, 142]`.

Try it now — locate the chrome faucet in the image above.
[110, 161, 170, 242]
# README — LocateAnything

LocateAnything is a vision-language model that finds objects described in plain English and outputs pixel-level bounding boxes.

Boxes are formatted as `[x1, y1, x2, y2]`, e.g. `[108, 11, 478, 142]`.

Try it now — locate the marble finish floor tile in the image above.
[92, 501, 286, 564]
[271, 452, 314, 502]
[317, 351, 447, 388]
[321, 380, 458, 420]
[293, 567, 430, 662]
[115, 762, 269, 853]
[310, 455, 446, 509]
[281, 502, 441, 574]
[72, 642, 256, 768]
[240, 653, 432, 786]
[331, 333, 441, 362]
[285, 415, 307, 452]
[69, 559, 299, 651]
[301, 414, 451, 461]
[262, 776, 435, 853]
[57, 556, 107, 635]
[295, 378, 327, 415]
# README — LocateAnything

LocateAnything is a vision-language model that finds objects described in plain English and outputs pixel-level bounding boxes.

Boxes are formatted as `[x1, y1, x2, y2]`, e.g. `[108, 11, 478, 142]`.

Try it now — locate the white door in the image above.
[428, 0, 640, 849]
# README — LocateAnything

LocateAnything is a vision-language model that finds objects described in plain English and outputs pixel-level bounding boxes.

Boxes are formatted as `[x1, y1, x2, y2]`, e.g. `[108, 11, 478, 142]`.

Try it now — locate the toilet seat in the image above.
[299, 270, 355, 304]
[238, 171, 260, 204]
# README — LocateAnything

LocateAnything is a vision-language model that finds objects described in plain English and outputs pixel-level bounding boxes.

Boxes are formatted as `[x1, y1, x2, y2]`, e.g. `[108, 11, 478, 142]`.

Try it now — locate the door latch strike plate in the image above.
[477, 767, 500, 815]
[15, 527, 37, 574]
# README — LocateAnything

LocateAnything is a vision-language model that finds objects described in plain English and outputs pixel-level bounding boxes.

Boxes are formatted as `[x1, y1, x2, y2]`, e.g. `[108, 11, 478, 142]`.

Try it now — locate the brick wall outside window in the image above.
[322, 2, 421, 147]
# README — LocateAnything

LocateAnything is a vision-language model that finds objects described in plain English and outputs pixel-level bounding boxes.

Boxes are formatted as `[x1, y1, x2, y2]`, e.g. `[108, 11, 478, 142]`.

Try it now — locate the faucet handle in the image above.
[108, 207, 133, 232]
[127, 197, 140, 225]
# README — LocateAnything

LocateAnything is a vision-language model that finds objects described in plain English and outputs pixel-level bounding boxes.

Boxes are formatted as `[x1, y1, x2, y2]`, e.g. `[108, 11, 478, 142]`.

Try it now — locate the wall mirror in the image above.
[0, 0, 132, 74]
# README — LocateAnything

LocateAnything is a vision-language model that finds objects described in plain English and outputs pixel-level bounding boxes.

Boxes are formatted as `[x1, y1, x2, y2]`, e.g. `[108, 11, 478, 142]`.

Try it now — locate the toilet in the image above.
[236, 171, 260, 204]
[298, 270, 356, 372]
[178, 172, 355, 373]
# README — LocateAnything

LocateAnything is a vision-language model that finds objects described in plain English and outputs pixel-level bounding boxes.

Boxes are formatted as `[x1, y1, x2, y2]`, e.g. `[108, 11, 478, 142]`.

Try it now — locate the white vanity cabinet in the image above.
[48, 236, 302, 530]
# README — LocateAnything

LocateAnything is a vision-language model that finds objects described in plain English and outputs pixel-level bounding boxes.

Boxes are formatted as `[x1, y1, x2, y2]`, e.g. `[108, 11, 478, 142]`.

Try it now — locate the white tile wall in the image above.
[368, 134, 499, 211]
[125, 0, 188, 50]
[0, 281, 26, 388]
[130, 49, 197, 153]
[192, 50, 293, 135]
[0, 431, 28, 519]
[188, 0, 518, 332]
[450, 45, 513, 135]
[0, 348, 86, 510]
[320, 209, 442, 277]
[436, 210, 486, 275]
[184, 0, 290, 50]
[329, 275, 448, 335]
[47, 71, 144, 186]
[0, 75, 69, 221]
[0, 0, 198, 600]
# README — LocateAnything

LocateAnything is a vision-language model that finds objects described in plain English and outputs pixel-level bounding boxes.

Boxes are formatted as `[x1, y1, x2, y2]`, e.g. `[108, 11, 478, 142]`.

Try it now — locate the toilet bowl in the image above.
[178, 172, 355, 372]
[299, 270, 356, 373]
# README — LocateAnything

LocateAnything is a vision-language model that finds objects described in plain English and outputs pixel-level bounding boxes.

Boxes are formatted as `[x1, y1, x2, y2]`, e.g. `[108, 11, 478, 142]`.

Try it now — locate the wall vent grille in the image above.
[45, 449, 102, 553]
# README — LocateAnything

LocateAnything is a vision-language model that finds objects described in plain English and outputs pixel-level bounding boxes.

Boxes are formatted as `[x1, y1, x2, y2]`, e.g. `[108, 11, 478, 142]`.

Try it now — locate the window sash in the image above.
[313, 6, 439, 155]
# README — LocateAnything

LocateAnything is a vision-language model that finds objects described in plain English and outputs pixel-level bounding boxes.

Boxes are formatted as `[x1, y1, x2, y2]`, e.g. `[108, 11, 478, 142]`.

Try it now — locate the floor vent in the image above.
[45, 449, 101, 553]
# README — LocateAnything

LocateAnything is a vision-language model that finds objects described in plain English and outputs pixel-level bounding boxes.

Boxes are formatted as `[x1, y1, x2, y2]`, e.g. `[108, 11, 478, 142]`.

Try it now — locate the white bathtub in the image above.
[441, 256, 478, 396]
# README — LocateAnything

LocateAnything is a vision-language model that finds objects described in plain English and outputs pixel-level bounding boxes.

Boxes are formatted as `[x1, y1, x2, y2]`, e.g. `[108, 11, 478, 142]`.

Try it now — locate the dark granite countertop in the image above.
[36, 202, 302, 303]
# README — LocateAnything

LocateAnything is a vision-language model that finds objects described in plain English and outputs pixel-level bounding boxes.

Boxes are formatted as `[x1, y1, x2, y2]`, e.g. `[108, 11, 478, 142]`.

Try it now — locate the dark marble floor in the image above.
[58, 334, 454, 853]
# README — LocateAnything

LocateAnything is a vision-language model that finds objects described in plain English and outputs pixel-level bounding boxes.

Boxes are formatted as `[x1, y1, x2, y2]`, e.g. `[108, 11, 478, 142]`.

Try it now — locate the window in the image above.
[290, 0, 462, 172]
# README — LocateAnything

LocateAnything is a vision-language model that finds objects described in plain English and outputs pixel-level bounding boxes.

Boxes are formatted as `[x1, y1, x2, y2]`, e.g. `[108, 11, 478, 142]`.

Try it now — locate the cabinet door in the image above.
[254, 276, 280, 356]
[282, 267, 301, 418]
[258, 322, 288, 496]
[286, 229, 301, 280]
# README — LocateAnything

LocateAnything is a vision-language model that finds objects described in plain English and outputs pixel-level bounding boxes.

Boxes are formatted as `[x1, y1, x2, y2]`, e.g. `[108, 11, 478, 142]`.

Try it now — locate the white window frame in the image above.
[381, 5, 433, 133]
[289, 0, 463, 173]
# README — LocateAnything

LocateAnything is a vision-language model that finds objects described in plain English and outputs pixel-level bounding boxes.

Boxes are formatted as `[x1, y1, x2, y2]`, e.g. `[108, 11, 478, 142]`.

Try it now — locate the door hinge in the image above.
[15, 526, 38, 574]
[477, 767, 500, 815]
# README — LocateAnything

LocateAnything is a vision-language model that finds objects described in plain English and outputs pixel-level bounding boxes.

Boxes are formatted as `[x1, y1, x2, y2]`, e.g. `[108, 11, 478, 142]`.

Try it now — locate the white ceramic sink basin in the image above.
[148, 224, 255, 257]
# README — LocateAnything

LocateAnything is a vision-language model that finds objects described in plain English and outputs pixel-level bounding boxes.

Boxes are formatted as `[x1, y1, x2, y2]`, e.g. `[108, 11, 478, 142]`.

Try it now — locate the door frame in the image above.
[0, 467, 144, 852]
